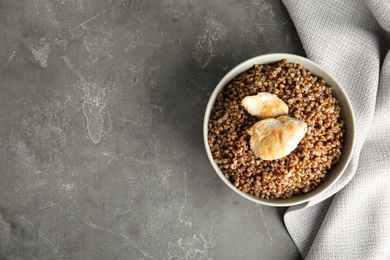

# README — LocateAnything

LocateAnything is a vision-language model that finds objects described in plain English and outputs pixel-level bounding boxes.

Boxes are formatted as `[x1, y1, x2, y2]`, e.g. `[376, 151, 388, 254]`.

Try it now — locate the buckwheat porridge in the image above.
[207, 59, 345, 199]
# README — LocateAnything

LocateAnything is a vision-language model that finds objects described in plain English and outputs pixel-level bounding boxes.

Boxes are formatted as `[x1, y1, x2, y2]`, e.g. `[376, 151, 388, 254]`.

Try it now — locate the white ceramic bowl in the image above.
[203, 53, 355, 207]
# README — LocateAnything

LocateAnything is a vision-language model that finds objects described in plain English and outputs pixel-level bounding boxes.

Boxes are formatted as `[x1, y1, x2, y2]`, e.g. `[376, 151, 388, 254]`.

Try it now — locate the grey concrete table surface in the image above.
[0, 0, 305, 259]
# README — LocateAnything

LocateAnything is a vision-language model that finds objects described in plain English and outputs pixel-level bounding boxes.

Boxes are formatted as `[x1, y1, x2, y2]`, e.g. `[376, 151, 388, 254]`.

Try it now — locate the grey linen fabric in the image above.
[282, 0, 390, 259]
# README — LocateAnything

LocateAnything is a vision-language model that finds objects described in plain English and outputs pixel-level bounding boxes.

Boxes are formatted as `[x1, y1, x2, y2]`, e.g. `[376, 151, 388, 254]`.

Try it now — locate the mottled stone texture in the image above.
[0, 0, 304, 259]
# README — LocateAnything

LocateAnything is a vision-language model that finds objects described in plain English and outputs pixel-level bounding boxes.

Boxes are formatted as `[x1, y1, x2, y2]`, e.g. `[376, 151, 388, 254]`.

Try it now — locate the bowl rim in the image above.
[203, 53, 356, 207]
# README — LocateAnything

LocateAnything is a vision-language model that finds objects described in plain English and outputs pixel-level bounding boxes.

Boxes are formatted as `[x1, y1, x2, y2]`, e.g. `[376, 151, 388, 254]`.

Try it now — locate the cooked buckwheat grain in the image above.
[207, 59, 345, 200]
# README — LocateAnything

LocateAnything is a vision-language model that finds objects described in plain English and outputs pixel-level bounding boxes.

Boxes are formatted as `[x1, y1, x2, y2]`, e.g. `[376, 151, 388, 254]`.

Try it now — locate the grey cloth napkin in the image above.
[282, 0, 390, 259]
